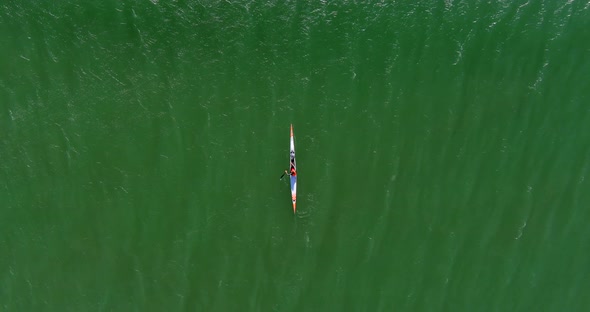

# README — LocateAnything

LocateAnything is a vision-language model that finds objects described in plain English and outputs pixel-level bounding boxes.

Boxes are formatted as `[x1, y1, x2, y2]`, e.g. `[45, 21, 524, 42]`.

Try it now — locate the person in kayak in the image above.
[284, 160, 296, 177]
[280, 156, 297, 179]
[280, 166, 296, 179]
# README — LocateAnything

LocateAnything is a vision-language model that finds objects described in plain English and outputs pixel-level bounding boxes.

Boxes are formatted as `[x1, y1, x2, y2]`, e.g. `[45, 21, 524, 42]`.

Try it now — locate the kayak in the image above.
[289, 124, 297, 214]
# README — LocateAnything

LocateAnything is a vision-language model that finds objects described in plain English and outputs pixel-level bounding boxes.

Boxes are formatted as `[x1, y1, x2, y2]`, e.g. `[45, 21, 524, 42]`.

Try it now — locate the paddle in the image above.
[279, 170, 287, 180]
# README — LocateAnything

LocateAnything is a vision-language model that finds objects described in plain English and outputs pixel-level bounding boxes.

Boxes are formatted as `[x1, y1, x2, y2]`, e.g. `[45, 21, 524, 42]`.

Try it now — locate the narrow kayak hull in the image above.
[290, 175, 297, 213]
[290, 124, 297, 214]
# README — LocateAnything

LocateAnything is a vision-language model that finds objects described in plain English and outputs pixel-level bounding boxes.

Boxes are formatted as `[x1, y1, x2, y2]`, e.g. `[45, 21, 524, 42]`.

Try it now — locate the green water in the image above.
[2, 1, 590, 311]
